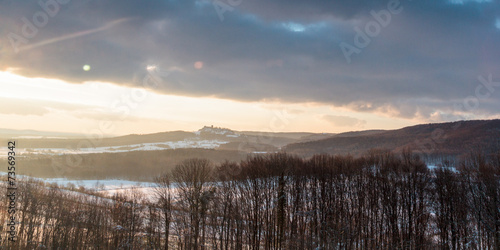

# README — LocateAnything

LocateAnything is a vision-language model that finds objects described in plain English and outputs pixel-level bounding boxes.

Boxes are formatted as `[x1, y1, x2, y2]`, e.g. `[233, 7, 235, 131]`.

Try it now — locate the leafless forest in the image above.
[1, 150, 499, 249]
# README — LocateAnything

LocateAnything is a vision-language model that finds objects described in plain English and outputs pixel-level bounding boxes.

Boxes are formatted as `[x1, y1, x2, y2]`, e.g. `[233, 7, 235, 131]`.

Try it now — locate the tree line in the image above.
[1, 149, 499, 249]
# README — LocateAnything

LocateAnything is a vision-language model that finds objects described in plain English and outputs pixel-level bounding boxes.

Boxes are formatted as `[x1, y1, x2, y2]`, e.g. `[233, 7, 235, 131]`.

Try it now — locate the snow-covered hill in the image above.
[0, 126, 243, 157]
[0, 125, 321, 157]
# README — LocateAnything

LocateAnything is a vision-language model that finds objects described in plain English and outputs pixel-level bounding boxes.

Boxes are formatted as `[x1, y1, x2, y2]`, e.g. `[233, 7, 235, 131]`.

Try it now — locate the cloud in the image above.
[0, 97, 134, 121]
[322, 115, 367, 127]
[1, 0, 499, 121]
[0, 97, 50, 116]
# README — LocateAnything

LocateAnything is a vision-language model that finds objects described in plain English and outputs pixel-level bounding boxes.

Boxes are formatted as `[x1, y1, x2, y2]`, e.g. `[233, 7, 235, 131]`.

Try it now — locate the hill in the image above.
[1, 126, 333, 156]
[283, 120, 500, 159]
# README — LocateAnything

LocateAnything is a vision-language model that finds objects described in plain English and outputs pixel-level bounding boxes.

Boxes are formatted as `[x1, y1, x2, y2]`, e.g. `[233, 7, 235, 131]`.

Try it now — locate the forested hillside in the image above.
[284, 119, 500, 159]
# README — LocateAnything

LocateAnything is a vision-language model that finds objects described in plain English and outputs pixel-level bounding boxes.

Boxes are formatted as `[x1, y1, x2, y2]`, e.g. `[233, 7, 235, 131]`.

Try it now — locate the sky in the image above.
[0, 0, 499, 135]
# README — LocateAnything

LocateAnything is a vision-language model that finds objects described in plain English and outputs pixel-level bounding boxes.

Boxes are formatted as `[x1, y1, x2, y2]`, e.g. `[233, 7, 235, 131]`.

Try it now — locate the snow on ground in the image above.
[427, 164, 459, 173]
[0, 173, 154, 190]
[0, 127, 243, 158]
[40, 178, 164, 199]
[0, 139, 229, 157]
[47, 178, 189, 202]
[1, 173, 162, 200]
[42, 178, 154, 190]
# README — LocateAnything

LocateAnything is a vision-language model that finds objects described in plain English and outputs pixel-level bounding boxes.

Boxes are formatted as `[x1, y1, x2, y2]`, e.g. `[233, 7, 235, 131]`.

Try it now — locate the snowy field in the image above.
[43, 177, 163, 198]
[0, 139, 230, 158]
[0, 173, 159, 199]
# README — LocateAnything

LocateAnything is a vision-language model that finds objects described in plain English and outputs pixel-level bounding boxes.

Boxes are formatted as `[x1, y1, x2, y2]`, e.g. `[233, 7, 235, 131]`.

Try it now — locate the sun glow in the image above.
[0, 71, 416, 135]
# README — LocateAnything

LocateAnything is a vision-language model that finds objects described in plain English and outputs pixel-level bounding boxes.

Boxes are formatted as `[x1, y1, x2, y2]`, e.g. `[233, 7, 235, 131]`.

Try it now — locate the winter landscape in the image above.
[1, 0, 500, 249]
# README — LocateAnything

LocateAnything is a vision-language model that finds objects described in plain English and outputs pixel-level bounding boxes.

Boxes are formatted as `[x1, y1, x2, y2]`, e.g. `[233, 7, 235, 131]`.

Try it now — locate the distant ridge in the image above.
[0, 128, 87, 139]
[4, 120, 499, 160]
[283, 119, 500, 159]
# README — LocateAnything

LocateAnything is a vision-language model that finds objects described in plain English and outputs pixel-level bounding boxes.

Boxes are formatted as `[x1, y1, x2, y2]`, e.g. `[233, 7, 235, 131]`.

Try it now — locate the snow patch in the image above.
[0, 139, 230, 157]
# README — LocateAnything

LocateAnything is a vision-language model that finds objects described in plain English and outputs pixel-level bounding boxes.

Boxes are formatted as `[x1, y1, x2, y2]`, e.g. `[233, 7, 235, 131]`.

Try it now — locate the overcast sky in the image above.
[0, 0, 499, 135]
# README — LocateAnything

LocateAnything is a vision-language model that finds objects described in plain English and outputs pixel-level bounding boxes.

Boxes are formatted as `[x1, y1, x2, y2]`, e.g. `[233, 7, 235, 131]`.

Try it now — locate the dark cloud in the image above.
[322, 115, 367, 127]
[1, 0, 499, 121]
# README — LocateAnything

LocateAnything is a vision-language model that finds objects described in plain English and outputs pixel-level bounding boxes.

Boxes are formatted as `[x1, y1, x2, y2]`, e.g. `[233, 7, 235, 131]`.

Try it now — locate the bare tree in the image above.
[154, 172, 175, 250]
[172, 158, 215, 249]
